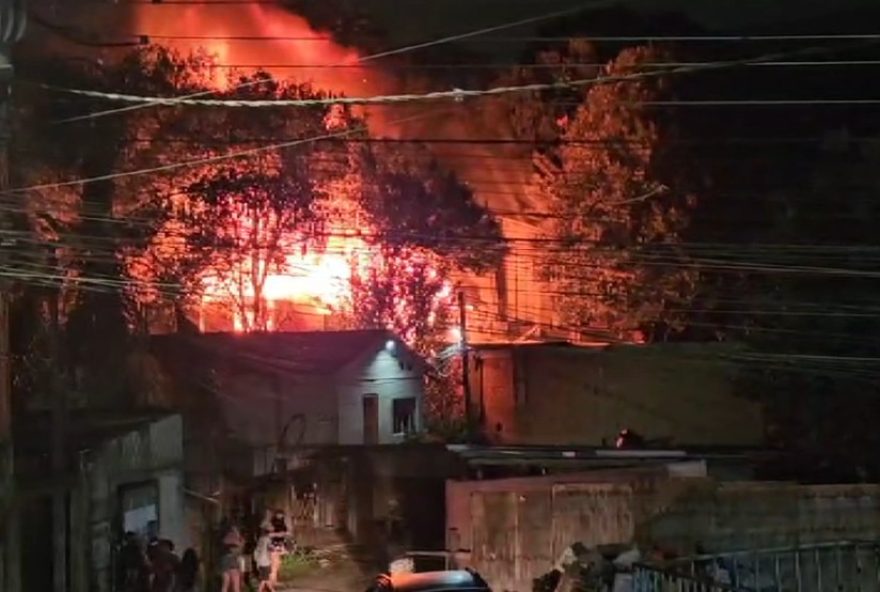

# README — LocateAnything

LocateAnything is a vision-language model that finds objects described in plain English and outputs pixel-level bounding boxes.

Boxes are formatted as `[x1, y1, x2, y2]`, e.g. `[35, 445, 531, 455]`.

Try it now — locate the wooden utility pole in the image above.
[457, 291, 472, 433]
[0, 275, 13, 592]
[0, 5, 27, 592]
[47, 254, 67, 592]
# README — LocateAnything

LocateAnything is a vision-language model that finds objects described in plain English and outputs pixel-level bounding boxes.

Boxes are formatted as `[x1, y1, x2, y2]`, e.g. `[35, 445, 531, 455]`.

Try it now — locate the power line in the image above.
[38, 78, 880, 108]
[28, 11, 143, 48]
[4, 109, 442, 194]
[18, 42, 829, 194]
[114, 59, 880, 70]
[65, 32, 880, 45]
[34, 71, 674, 108]
[476, 33, 880, 43]
[38, 32, 880, 111]
[111, 0, 283, 4]
[103, 134, 880, 147]
[54, 0, 605, 124]
[142, 34, 333, 42]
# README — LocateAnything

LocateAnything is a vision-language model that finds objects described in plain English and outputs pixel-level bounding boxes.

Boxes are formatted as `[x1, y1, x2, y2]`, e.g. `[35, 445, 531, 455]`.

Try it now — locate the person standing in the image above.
[176, 548, 199, 592]
[253, 529, 274, 592]
[118, 532, 149, 592]
[150, 540, 181, 592]
[220, 524, 244, 592]
[260, 509, 290, 587]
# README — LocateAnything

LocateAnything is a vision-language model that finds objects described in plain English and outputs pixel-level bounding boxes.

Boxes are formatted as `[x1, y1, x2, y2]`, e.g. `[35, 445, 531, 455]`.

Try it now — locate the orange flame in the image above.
[131, 2, 382, 96]
[130, 1, 460, 338]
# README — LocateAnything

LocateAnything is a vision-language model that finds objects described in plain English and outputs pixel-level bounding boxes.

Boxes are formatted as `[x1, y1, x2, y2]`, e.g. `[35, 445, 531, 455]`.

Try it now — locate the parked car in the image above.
[366, 570, 492, 592]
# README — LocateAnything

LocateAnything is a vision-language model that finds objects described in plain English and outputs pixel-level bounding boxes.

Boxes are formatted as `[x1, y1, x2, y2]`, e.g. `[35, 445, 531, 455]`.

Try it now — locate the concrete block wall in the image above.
[451, 474, 880, 592]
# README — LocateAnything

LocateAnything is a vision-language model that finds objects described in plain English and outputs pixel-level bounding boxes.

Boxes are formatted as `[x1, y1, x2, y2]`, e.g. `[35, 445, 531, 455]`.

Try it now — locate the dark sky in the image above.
[331, 0, 873, 46]
[32, 0, 877, 54]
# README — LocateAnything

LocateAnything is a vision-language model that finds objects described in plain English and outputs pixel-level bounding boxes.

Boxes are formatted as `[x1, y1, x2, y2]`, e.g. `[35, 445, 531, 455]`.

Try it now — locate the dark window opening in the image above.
[392, 397, 417, 435]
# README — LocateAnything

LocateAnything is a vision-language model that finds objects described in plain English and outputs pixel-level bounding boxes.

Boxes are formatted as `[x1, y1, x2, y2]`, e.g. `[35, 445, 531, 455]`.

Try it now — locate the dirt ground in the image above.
[278, 544, 377, 592]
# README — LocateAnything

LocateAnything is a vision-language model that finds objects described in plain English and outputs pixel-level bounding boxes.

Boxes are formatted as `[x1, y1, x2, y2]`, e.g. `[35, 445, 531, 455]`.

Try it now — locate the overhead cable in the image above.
[40, 43, 880, 110]
[53, 0, 606, 124]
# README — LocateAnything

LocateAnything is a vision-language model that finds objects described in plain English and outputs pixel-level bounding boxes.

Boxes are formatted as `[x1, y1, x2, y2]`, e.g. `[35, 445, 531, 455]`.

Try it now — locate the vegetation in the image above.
[14, 4, 880, 471]
[12, 46, 502, 427]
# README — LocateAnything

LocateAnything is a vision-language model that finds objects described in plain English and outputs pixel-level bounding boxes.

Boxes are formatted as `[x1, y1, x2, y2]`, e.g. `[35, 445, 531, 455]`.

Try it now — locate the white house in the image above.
[154, 329, 426, 454]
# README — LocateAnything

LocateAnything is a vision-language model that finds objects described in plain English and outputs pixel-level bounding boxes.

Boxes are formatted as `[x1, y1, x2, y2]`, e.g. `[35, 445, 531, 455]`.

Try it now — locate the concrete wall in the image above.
[214, 343, 423, 450]
[337, 347, 424, 445]
[77, 415, 186, 592]
[448, 472, 880, 592]
[472, 343, 763, 447]
[295, 446, 459, 551]
[217, 369, 339, 449]
[445, 465, 700, 554]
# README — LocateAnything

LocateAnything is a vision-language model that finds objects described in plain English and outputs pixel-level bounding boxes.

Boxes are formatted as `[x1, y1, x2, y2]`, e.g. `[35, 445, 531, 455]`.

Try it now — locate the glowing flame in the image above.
[127, 2, 379, 331]
[129, 1, 458, 338]
[131, 2, 379, 95]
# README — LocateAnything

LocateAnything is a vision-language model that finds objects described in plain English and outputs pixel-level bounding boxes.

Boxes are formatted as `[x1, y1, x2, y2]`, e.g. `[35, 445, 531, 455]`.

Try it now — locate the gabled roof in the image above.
[152, 329, 422, 376]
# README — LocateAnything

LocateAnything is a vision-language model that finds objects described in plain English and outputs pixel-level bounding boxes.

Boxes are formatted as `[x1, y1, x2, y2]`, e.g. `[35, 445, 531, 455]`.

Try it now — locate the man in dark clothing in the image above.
[118, 532, 149, 592]
[151, 539, 181, 592]
[176, 548, 199, 592]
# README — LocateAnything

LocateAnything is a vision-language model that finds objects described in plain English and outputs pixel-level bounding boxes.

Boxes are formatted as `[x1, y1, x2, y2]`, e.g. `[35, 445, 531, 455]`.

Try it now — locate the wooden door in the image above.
[362, 394, 379, 444]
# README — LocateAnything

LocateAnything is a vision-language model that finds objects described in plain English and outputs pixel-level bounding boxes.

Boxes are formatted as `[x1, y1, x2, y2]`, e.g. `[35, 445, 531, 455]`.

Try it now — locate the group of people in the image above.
[116, 508, 291, 592]
[219, 508, 292, 592]
[117, 533, 200, 592]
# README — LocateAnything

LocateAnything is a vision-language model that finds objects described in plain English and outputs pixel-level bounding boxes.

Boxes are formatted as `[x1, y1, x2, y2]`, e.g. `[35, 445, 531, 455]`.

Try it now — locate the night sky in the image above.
[29, 0, 880, 57]
[298, 0, 875, 50]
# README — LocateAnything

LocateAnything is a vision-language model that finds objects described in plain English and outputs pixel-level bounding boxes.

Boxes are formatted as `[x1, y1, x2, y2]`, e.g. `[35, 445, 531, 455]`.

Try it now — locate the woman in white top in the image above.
[253, 529, 274, 592]
[259, 509, 290, 586]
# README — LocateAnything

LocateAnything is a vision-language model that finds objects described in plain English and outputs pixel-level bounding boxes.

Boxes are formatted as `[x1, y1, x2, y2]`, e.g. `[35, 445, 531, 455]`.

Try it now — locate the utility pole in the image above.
[47, 250, 67, 592]
[457, 291, 472, 434]
[0, 4, 28, 592]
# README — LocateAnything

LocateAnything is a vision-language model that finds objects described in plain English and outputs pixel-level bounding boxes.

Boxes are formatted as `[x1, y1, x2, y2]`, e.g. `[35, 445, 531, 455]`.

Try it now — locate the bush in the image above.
[278, 551, 318, 581]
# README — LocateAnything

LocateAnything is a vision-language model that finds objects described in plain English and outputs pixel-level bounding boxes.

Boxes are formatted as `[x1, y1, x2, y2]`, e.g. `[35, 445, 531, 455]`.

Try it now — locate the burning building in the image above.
[29, 0, 566, 344]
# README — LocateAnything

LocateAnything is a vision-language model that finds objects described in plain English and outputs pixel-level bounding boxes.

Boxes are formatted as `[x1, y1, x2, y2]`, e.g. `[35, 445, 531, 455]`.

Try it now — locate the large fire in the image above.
[131, 2, 384, 97]
[197, 230, 367, 332]
[130, 1, 411, 332]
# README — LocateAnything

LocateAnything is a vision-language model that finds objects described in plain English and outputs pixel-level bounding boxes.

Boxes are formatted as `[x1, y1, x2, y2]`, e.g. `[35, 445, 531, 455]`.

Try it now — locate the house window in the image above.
[392, 397, 417, 435]
[119, 481, 159, 539]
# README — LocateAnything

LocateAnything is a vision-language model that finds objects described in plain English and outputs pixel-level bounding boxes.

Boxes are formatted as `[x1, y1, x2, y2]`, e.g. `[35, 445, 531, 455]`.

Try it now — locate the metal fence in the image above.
[635, 541, 880, 592]
[634, 564, 738, 592]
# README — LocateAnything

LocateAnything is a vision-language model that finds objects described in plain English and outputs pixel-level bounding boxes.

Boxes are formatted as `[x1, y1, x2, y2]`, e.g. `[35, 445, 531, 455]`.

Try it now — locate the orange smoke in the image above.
[131, 1, 386, 98]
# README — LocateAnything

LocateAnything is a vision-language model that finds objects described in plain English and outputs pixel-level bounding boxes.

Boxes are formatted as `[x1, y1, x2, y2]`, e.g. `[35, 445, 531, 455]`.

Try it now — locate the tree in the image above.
[177, 154, 324, 331]
[17, 44, 505, 444]
[331, 143, 500, 349]
[724, 141, 880, 481]
[114, 66, 359, 333]
[538, 45, 697, 341]
[490, 38, 600, 144]
[345, 247, 453, 352]
[12, 47, 220, 406]
[354, 142, 504, 272]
